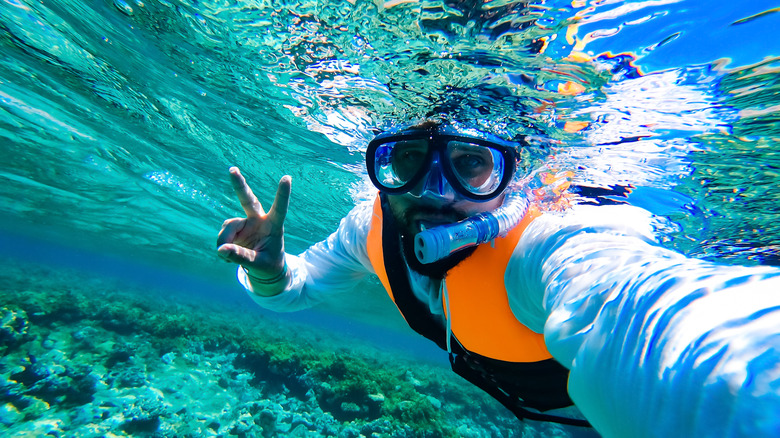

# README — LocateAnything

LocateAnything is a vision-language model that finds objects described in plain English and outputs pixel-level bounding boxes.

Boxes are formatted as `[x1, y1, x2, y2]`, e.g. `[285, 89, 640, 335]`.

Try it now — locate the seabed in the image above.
[0, 258, 575, 438]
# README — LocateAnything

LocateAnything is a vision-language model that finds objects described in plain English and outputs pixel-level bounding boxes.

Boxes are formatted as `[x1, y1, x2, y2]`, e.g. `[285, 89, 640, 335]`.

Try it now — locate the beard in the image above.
[394, 203, 478, 279]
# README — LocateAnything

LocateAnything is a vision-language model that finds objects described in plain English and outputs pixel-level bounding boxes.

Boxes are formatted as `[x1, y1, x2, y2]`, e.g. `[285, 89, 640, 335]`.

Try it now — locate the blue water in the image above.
[1, 0, 780, 436]
[0, 229, 443, 363]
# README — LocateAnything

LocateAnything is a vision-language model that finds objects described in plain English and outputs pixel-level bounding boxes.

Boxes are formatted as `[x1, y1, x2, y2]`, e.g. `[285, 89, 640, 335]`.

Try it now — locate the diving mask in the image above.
[366, 124, 521, 202]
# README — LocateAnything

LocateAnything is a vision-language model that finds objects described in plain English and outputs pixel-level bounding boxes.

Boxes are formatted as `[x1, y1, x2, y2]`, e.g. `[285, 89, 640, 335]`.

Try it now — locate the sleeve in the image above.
[240, 199, 376, 312]
[506, 204, 780, 437]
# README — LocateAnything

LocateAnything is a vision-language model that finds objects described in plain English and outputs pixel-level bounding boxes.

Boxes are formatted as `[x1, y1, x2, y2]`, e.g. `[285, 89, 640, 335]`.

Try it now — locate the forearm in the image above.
[240, 252, 337, 311]
[240, 261, 290, 297]
[555, 258, 780, 437]
[522, 205, 780, 437]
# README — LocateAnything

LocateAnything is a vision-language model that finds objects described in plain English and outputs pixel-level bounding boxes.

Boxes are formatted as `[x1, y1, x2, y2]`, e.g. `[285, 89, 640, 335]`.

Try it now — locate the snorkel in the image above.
[413, 189, 529, 264]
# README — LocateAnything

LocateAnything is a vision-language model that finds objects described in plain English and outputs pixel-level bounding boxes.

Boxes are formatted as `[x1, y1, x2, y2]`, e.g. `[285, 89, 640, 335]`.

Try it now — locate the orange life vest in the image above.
[363, 194, 589, 427]
[366, 195, 550, 362]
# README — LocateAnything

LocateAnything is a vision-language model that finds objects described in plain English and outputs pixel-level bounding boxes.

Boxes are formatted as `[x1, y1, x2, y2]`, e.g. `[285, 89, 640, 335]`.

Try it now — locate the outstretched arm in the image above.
[508, 204, 780, 437]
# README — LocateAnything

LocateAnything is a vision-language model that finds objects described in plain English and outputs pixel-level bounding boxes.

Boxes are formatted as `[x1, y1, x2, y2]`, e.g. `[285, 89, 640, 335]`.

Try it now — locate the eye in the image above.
[453, 153, 486, 170]
[392, 140, 427, 164]
[451, 149, 492, 179]
[399, 149, 425, 163]
[390, 140, 428, 181]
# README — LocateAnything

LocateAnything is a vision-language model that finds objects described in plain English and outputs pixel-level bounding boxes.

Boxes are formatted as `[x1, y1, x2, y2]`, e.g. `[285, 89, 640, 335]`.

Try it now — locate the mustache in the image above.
[401, 203, 462, 223]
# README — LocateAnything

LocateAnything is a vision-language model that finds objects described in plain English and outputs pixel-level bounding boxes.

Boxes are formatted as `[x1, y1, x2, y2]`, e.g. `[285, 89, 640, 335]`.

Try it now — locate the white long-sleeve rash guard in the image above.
[240, 197, 780, 438]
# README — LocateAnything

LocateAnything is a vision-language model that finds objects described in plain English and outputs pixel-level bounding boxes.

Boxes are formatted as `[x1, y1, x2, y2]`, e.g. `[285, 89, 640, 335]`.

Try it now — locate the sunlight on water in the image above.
[1, 0, 778, 271]
[0, 1, 777, 266]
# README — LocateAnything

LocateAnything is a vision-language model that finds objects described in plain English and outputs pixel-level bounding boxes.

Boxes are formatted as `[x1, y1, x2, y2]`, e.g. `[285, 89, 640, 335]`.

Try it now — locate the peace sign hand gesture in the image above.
[217, 167, 291, 295]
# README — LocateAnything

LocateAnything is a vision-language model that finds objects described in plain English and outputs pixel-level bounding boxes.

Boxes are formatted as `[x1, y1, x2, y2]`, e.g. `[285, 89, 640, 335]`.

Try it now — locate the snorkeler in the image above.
[216, 120, 780, 437]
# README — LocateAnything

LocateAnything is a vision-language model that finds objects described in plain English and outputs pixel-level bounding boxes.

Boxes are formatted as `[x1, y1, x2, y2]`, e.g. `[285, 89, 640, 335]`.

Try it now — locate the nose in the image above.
[407, 154, 457, 201]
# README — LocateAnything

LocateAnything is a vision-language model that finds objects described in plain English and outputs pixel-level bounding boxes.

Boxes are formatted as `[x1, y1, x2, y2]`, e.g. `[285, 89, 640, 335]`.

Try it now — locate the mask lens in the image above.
[373, 139, 430, 189]
[446, 141, 505, 196]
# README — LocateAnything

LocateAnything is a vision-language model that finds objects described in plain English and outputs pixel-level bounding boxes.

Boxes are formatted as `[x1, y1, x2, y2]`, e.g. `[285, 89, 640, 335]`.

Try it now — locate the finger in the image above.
[216, 217, 245, 248]
[268, 175, 292, 228]
[217, 243, 257, 266]
[229, 167, 264, 218]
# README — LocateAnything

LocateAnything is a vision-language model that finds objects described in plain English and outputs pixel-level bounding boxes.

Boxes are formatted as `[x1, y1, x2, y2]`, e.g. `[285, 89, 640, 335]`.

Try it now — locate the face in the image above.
[368, 122, 517, 242]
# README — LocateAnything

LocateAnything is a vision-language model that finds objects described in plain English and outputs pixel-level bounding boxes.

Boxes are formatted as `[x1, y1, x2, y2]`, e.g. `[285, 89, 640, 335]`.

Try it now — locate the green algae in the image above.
[0, 258, 530, 437]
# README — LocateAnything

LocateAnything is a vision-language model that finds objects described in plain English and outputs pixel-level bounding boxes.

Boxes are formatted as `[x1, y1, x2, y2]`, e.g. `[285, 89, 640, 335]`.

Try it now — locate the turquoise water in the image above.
[1, 0, 779, 436]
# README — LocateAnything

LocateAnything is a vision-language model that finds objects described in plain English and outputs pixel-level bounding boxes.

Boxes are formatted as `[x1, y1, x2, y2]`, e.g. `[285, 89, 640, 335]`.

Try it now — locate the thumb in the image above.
[217, 243, 257, 267]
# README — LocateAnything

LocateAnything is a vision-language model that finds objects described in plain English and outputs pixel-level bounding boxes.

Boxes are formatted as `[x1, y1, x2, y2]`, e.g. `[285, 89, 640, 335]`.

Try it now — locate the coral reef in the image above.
[0, 259, 572, 437]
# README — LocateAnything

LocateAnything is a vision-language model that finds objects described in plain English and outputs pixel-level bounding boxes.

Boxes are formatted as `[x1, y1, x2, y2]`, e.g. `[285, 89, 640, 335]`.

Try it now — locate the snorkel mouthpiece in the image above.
[413, 191, 529, 264]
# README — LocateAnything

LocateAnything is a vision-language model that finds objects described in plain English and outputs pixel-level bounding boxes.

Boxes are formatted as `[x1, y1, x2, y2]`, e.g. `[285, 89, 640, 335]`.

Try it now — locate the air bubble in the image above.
[113, 0, 133, 16]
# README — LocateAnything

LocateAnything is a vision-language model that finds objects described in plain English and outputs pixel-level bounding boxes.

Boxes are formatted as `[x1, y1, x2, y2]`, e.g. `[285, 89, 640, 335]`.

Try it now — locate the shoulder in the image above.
[524, 203, 659, 245]
[339, 196, 376, 237]
[505, 203, 665, 332]
[319, 195, 378, 269]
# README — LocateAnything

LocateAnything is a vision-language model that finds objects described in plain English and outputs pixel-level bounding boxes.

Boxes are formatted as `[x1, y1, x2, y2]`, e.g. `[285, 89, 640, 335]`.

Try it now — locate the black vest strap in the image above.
[378, 195, 591, 428]
[379, 194, 449, 350]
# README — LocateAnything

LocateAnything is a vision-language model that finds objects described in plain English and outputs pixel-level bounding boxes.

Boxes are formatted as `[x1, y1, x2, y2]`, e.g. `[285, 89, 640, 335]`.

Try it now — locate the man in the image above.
[217, 120, 780, 437]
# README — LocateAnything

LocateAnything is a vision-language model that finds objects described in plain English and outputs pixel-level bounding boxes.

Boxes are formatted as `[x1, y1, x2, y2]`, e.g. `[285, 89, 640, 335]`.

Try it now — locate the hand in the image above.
[216, 167, 291, 281]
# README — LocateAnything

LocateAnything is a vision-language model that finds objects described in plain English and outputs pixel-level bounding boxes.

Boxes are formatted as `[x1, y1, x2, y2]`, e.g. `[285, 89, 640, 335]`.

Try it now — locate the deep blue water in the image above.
[0, 229, 445, 364]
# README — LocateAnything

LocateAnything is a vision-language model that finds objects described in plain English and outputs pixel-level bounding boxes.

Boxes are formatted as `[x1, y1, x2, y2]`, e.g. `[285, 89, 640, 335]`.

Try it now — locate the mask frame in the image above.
[366, 126, 520, 202]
